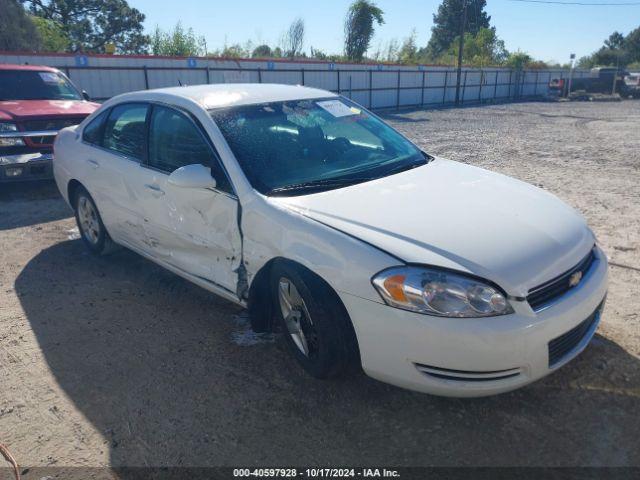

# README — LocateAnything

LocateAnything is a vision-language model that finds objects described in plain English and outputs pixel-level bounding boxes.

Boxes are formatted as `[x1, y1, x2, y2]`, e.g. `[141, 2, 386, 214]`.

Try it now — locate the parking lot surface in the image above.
[0, 100, 639, 468]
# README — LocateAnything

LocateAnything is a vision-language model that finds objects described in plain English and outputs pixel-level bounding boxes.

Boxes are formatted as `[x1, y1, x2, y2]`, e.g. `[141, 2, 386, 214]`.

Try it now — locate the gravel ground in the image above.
[0, 100, 638, 471]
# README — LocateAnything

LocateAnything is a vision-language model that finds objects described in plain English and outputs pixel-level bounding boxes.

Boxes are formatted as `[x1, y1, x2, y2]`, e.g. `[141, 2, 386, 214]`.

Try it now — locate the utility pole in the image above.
[454, 0, 467, 106]
[567, 53, 575, 97]
[612, 51, 620, 95]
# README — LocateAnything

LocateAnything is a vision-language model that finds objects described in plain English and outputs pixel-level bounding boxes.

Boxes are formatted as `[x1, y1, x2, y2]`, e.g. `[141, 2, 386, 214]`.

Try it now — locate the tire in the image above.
[73, 186, 117, 255]
[270, 260, 359, 378]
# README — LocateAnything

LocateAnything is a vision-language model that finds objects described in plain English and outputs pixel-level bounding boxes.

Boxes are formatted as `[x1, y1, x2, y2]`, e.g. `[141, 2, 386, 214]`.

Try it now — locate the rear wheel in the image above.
[271, 261, 359, 378]
[73, 186, 117, 255]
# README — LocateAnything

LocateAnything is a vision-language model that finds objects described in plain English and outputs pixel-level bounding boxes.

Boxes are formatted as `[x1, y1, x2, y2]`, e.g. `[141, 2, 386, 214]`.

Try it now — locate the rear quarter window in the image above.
[82, 110, 109, 146]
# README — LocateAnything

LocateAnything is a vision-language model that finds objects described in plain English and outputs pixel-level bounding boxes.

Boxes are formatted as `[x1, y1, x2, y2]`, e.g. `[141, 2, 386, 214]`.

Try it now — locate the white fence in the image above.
[0, 52, 590, 109]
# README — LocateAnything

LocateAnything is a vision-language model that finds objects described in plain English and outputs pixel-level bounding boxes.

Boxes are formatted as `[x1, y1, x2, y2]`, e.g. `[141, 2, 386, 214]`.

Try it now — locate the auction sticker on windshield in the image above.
[38, 72, 62, 84]
[317, 100, 360, 117]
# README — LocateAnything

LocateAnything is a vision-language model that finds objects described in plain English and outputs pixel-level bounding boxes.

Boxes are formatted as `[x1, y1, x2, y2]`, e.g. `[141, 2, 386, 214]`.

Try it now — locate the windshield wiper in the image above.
[266, 153, 432, 197]
[266, 176, 377, 196]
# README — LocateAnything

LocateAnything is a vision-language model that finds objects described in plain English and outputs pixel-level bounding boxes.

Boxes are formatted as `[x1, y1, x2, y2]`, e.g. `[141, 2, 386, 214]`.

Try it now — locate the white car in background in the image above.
[53, 84, 608, 397]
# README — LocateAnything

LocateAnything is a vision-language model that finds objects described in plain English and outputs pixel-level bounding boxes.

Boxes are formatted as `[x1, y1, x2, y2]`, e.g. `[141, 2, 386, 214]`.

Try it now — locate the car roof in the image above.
[113, 83, 338, 110]
[0, 63, 59, 72]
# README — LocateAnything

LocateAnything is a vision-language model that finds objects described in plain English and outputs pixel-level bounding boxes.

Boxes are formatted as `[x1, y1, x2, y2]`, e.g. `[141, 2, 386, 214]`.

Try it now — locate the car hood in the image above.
[0, 100, 99, 121]
[273, 158, 595, 296]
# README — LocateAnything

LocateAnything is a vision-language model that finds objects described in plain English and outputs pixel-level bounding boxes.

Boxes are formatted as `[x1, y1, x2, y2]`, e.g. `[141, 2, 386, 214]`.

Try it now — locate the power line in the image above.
[510, 0, 640, 5]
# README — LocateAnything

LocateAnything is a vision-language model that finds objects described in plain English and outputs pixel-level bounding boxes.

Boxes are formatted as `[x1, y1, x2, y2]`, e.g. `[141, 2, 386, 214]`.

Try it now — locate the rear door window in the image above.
[102, 103, 148, 161]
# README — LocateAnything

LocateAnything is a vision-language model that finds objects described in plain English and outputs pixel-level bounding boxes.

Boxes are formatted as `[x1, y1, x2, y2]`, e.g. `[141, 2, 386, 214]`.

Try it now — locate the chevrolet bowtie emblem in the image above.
[569, 271, 583, 287]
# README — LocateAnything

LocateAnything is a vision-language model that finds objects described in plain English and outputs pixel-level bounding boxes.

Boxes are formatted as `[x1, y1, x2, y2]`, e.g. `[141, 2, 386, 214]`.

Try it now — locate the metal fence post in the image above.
[206, 66, 210, 84]
[301, 69, 305, 86]
[337, 69, 341, 95]
[143, 66, 149, 89]
[369, 70, 373, 109]
[461, 71, 467, 105]
[258, 68, 262, 83]
[534, 70, 539, 96]
[508, 70, 513, 99]
[518, 70, 522, 98]
[478, 69, 483, 103]
[493, 70, 499, 100]
[442, 71, 448, 104]
[421, 70, 426, 106]
[396, 70, 401, 110]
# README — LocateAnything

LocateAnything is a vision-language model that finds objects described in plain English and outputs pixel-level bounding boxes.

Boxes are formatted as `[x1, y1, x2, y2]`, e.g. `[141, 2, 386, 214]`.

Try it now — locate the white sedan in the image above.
[53, 84, 608, 397]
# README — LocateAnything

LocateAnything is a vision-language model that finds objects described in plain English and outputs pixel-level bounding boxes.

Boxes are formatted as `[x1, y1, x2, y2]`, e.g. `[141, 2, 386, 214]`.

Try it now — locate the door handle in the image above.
[144, 184, 165, 196]
[86, 159, 99, 169]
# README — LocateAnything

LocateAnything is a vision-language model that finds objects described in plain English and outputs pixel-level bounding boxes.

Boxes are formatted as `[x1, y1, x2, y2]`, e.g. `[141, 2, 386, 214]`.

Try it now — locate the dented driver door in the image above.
[135, 104, 242, 295]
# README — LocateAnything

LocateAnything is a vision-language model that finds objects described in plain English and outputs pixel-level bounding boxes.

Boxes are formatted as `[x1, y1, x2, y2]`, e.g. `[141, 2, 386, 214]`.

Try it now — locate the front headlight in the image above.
[0, 122, 18, 133]
[0, 122, 24, 147]
[372, 266, 514, 317]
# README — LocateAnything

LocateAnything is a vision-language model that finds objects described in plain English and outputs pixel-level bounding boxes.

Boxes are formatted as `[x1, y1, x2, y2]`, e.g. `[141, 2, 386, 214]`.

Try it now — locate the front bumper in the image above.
[341, 246, 609, 397]
[0, 153, 53, 182]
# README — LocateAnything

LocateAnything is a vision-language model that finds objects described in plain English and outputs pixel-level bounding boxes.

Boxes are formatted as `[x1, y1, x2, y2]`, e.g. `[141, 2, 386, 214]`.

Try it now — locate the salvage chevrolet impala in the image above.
[53, 84, 608, 397]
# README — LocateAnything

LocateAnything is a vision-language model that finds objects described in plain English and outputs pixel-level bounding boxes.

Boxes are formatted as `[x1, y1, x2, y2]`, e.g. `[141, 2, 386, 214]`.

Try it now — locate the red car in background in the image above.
[0, 64, 99, 182]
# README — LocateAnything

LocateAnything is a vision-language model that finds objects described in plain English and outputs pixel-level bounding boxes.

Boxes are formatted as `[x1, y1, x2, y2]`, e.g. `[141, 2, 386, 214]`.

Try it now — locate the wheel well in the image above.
[67, 179, 83, 206]
[247, 258, 279, 333]
[247, 258, 361, 364]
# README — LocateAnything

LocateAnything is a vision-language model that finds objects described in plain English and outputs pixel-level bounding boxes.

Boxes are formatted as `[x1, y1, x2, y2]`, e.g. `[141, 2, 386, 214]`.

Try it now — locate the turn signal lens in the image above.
[372, 266, 513, 318]
[383, 274, 408, 302]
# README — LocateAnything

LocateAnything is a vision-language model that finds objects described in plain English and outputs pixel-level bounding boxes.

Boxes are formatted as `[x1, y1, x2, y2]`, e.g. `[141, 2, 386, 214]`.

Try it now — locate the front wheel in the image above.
[73, 186, 116, 255]
[271, 261, 359, 378]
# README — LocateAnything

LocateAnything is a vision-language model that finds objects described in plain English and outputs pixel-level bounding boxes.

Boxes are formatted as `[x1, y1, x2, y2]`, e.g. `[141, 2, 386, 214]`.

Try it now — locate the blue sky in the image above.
[129, 0, 640, 63]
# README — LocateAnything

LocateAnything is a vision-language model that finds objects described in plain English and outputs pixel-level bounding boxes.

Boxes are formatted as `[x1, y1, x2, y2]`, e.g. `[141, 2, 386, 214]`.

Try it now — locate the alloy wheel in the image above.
[77, 195, 100, 245]
[278, 277, 318, 358]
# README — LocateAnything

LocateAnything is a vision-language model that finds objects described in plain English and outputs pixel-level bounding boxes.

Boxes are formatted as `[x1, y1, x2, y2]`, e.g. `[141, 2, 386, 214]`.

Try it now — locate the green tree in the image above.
[220, 43, 248, 58]
[30, 15, 69, 52]
[578, 27, 640, 68]
[625, 26, 640, 63]
[0, 0, 42, 51]
[151, 22, 206, 57]
[398, 29, 419, 64]
[283, 18, 305, 58]
[24, 0, 148, 53]
[426, 0, 492, 60]
[504, 50, 548, 69]
[604, 31, 625, 50]
[443, 27, 506, 67]
[505, 51, 532, 70]
[344, 0, 384, 62]
[384, 38, 400, 62]
[310, 46, 328, 60]
[252, 44, 272, 58]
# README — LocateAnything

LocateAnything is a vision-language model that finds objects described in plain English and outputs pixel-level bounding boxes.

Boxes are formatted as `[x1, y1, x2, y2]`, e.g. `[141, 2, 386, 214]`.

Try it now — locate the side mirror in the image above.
[168, 164, 217, 189]
[82, 90, 91, 101]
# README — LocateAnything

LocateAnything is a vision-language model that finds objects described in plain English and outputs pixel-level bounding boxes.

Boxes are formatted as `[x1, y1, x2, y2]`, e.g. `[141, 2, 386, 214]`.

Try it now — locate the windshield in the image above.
[0, 70, 82, 101]
[210, 97, 427, 196]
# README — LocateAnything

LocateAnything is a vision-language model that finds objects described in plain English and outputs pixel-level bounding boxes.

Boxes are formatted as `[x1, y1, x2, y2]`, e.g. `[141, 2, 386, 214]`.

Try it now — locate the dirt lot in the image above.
[0, 100, 639, 470]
